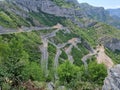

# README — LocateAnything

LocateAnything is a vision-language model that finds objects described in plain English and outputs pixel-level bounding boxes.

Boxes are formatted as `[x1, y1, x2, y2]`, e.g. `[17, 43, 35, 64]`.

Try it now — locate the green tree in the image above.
[88, 62, 107, 85]
[0, 37, 29, 86]
[21, 62, 43, 81]
[81, 61, 107, 85]
[57, 60, 80, 86]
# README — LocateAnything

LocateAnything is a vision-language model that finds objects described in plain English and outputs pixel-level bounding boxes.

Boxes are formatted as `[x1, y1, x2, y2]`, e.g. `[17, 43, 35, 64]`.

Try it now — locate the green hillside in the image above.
[0, 0, 120, 90]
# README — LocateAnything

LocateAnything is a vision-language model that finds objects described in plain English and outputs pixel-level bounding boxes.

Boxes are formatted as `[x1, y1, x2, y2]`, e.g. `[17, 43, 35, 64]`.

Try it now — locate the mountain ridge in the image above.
[107, 8, 120, 17]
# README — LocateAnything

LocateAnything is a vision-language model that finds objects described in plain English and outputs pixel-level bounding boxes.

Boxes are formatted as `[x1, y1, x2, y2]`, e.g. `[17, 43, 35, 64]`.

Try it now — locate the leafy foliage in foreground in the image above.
[21, 62, 43, 81]
[58, 61, 80, 85]
[80, 62, 107, 85]
[0, 32, 42, 88]
[57, 61, 107, 89]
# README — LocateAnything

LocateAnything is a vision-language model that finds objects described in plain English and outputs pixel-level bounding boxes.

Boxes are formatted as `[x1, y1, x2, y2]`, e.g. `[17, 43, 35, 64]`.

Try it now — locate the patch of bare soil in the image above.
[96, 45, 114, 69]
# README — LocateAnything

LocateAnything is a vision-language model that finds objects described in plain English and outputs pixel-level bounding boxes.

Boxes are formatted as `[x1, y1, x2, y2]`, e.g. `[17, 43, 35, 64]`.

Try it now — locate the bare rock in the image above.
[102, 64, 120, 90]
[104, 38, 120, 52]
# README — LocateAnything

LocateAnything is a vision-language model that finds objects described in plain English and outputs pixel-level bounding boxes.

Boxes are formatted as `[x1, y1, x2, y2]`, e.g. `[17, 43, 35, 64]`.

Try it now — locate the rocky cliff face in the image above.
[8, 0, 86, 27]
[79, 3, 109, 22]
[11, 0, 107, 20]
[4, 0, 120, 28]
[11, 0, 75, 17]
[104, 38, 120, 52]
[103, 64, 120, 90]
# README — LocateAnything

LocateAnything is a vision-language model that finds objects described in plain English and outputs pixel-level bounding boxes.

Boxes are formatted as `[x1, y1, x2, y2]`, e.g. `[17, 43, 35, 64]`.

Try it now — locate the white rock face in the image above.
[102, 64, 120, 90]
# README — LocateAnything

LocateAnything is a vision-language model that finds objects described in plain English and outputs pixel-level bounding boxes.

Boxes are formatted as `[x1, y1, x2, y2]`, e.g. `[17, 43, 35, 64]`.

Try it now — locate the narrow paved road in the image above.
[38, 24, 70, 75]
[39, 38, 48, 76]
[0, 26, 53, 34]
[0, 23, 70, 35]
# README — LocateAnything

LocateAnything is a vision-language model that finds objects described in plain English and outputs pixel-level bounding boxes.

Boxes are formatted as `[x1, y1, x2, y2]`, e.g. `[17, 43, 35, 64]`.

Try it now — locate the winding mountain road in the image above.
[0, 26, 53, 34]
[81, 45, 114, 69]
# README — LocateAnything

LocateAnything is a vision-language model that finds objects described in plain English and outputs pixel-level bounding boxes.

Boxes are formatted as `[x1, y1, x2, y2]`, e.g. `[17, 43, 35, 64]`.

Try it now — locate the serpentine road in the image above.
[0, 26, 53, 35]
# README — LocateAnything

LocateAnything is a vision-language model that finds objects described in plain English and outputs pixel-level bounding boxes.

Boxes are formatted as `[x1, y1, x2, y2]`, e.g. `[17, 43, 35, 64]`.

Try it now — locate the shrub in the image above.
[57, 60, 80, 87]
[80, 61, 107, 85]
[21, 62, 44, 81]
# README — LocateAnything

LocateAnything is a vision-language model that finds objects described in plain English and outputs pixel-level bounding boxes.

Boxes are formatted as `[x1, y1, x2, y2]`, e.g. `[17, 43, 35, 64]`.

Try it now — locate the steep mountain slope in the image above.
[103, 64, 120, 90]
[0, 0, 120, 90]
[106, 8, 120, 28]
[107, 8, 120, 17]
[0, 0, 120, 29]
[78, 3, 120, 29]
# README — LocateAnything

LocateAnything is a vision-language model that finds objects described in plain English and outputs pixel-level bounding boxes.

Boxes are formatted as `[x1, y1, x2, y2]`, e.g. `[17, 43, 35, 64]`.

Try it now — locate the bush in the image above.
[57, 60, 80, 87]
[2, 83, 11, 90]
[81, 61, 107, 85]
[21, 62, 44, 81]
[88, 62, 107, 85]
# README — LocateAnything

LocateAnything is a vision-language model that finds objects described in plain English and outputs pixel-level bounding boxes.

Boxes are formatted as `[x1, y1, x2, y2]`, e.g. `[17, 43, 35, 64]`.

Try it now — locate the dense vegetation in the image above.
[0, 29, 107, 89]
[0, 32, 43, 89]
[57, 61, 107, 89]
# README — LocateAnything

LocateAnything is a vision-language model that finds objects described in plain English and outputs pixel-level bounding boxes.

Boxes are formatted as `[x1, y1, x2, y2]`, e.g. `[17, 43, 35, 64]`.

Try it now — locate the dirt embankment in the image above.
[96, 45, 114, 69]
[82, 45, 114, 69]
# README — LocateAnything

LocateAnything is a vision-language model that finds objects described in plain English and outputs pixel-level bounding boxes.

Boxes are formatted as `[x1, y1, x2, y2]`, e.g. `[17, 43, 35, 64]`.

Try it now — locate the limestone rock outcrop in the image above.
[0, 0, 119, 29]
[104, 38, 120, 52]
[102, 64, 120, 90]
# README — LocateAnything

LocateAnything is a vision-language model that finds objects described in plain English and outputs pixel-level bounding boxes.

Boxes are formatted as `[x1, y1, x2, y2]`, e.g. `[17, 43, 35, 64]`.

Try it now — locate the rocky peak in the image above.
[102, 64, 120, 90]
